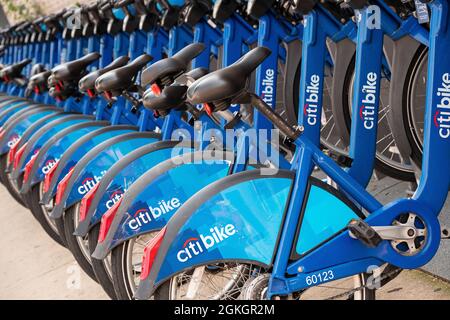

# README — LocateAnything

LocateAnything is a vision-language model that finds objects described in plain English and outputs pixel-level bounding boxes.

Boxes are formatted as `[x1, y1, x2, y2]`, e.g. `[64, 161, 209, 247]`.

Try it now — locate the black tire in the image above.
[110, 232, 160, 300]
[110, 242, 136, 300]
[63, 204, 99, 283]
[27, 182, 66, 247]
[111, 241, 145, 300]
[88, 223, 118, 299]
[0, 154, 27, 207]
[153, 279, 172, 300]
[402, 44, 428, 168]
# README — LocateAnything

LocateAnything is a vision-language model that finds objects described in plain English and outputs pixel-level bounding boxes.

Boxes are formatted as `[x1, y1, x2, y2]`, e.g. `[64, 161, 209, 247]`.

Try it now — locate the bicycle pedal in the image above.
[348, 219, 382, 248]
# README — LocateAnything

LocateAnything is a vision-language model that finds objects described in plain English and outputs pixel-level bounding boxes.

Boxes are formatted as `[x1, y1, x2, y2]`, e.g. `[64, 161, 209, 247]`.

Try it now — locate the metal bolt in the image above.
[408, 229, 415, 237]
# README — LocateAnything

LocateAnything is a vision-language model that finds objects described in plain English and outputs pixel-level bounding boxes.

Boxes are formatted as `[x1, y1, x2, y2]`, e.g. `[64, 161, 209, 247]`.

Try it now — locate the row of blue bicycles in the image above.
[0, 0, 447, 300]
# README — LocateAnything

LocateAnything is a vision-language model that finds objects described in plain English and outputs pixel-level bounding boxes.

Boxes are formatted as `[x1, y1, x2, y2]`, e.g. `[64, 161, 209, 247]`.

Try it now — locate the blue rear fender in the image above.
[135, 169, 295, 299]
[11, 114, 94, 181]
[5, 111, 65, 172]
[75, 140, 197, 237]
[20, 121, 108, 194]
[0, 106, 60, 155]
[49, 132, 161, 219]
[92, 150, 236, 259]
[0, 97, 27, 106]
[0, 102, 39, 126]
[0, 98, 29, 113]
[40, 125, 140, 203]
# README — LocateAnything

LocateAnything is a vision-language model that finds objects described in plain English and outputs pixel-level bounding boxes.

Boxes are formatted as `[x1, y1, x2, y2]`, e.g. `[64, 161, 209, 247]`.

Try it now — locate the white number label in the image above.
[305, 270, 334, 286]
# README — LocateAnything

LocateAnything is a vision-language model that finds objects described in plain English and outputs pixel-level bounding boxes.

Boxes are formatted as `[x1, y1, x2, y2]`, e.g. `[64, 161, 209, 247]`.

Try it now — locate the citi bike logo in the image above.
[176, 224, 237, 263]
[434, 73, 450, 139]
[77, 171, 107, 195]
[359, 72, 378, 130]
[7, 134, 20, 148]
[261, 69, 275, 107]
[42, 158, 59, 175]
[303, 74, 320, 126]
[105, 190, 125, 210]
[128, 197, 181, 230]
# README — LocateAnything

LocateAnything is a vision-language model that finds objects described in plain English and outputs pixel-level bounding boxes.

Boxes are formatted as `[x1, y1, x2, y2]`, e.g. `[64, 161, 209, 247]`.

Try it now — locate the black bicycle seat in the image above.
[52, 52, 101, 82]
[247, 0, 275, 18]
[27, 70, 52, 95]
[95, 54, 153, 94]
[182, 0, 212, 27]
[47, 74, 57, 87]
[79, 56, 130, 94]
[29, 70, 52, 87]
[339, 0, 368, 10]
[143, 67, 209, 112]
[141, 43, 205, 87]
[213, 0, 239, 24]
[179, 67, 209, 85]
[187, 46, 271, 106]
[292, 0, 318, 14]
[0, 59, 32, 80]
[30, 63, 45, 76]
[143, 84, 188, 113]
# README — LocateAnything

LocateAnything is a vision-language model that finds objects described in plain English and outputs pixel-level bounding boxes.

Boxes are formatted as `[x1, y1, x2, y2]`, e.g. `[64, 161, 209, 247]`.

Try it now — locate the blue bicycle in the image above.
[135, 0, 449, 300]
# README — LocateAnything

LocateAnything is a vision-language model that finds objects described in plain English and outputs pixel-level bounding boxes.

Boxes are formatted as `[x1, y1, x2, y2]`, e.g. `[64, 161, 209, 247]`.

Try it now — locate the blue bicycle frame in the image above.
[135, 0, 450, 299]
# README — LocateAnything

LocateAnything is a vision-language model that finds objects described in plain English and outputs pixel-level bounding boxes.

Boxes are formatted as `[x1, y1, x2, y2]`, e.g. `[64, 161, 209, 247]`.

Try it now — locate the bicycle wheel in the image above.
[403, 45, 428, 167]
[87, 223, 118, 299]
[27, 181, 66, 247]
[111, 233, 158, 300]
[0, 154, 26, 206]
[63, 203, 99, 282]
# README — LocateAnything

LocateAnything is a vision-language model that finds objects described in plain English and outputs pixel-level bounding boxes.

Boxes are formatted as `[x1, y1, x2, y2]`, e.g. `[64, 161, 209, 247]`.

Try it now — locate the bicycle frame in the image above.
[270, 0, 448, 292]
[85, 5, 325, 262]
[136, 0, 450, 299]
[130, 2, 404, 299]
